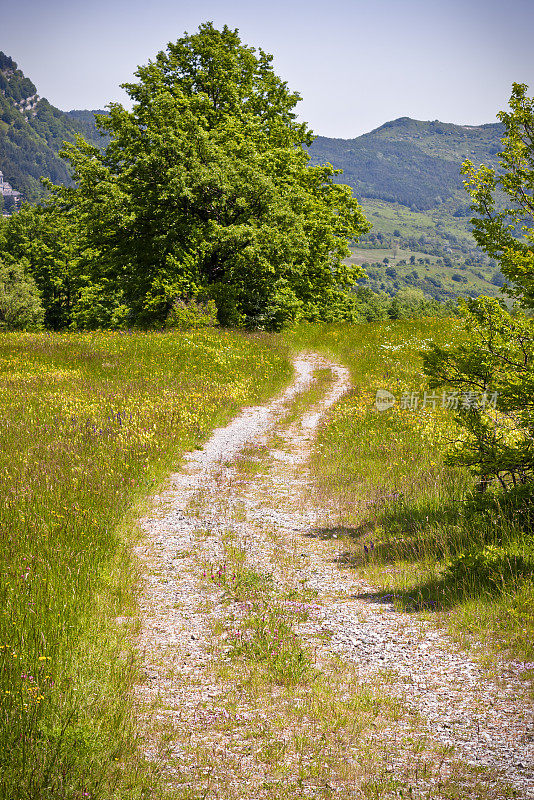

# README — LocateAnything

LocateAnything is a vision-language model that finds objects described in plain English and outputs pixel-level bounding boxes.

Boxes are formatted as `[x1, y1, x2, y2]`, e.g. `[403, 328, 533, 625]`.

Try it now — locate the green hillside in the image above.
[0, 52, 106, 201]
[307, 117, 507, 302]
[348, 199, 504, 304]
[309, 117, 504, 211]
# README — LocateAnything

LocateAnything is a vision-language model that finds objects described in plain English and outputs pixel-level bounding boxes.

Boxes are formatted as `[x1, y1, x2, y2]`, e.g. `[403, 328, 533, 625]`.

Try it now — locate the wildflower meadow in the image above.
[291, 320, 534, 666]
[0, 329, 290, 800]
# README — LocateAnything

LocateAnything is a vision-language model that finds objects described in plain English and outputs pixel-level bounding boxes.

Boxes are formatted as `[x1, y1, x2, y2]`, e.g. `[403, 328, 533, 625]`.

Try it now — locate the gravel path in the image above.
[134, 355, 533, 798]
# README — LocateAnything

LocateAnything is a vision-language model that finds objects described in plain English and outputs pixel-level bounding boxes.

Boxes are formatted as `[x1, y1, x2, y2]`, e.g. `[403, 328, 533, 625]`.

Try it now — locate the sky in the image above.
[2, 0, 533, 138]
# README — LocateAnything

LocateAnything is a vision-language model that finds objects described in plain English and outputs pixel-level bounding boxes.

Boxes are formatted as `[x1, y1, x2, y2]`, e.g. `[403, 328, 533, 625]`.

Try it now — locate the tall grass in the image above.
[0, 329, 291, 800]
[289, 321, 534, 669]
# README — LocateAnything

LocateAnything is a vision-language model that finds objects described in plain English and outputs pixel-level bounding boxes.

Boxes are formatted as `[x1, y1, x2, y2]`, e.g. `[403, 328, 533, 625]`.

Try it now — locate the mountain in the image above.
[308, 117, 504, 211]
[0, 52, 106, 202]
[0, 50, 502, 215]
[307, 117, 508, 305]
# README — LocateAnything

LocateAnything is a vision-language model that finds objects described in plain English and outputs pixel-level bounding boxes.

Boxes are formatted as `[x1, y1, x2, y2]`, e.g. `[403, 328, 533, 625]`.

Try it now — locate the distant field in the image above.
[349, 199, 505, 302]
[348, 247, 437, 264]
[361, 198, 474, 243]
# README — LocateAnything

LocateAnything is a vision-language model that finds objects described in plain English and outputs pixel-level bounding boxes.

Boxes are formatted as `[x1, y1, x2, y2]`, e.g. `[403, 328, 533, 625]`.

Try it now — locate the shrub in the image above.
[444, 545, 533, 591]
[0, 259, 44, 330]
[165, 297, 219, 330]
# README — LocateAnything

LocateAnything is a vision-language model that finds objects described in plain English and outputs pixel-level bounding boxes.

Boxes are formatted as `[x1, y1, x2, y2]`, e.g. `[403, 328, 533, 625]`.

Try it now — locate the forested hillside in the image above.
[0, 52, 105, 200]
[307, 117, 508, 302]
[309, 117, 504, 211]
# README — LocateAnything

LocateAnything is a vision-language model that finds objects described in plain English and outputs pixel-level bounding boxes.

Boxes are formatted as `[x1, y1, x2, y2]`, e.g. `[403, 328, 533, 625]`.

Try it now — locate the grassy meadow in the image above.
[2, 319, 532, 799]
[290, 321, 534, 672]
[361, 199, 475, 246]
[0, 329, 291, 800]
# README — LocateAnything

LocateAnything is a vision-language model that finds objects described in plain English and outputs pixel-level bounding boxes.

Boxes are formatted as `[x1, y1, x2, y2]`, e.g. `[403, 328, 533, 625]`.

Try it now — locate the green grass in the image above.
[207, 547, 317, 688]
[288, 321, 534, 669]
[0, 329, 291, 800]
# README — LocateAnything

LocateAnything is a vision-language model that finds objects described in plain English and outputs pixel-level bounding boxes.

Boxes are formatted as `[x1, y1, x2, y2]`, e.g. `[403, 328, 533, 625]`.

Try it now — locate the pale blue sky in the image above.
[2, 0, 533, 137]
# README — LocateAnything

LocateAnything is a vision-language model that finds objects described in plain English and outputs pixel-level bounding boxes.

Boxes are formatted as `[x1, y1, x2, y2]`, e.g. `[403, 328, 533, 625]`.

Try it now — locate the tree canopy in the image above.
[462, 83, 534, 307]
[44, 23, 369, 329]
[0, 258, 44, 330]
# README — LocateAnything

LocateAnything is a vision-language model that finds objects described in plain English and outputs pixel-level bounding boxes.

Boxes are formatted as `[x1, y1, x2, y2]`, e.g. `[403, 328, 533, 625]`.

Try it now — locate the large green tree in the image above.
[51, 23, 369, 328]
[424, 84, 534, 491]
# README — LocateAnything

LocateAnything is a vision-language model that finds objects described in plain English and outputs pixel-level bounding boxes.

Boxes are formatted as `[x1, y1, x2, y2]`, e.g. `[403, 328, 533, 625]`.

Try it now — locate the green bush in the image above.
[165, 297, 219, 330]
[444, 545, 533, 590]
[0, 259, 44, 330]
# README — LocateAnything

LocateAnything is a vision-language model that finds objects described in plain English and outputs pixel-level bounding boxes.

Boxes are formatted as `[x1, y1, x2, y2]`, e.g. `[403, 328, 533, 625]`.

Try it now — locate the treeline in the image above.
[0, 203, 459, 332]
[351, 287, 458, 320]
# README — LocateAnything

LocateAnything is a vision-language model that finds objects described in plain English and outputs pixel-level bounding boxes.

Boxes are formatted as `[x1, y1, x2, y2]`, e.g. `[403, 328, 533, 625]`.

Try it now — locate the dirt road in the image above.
[134, 356, 533, 799]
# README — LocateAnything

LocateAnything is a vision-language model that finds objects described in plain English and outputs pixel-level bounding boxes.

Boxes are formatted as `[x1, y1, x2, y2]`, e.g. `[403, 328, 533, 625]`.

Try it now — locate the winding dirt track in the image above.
[134, 356, 533, 799]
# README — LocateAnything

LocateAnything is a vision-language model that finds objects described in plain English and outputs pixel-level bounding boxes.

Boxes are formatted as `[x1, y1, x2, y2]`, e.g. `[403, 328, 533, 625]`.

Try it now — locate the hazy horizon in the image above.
[2, 0, 533, 137]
